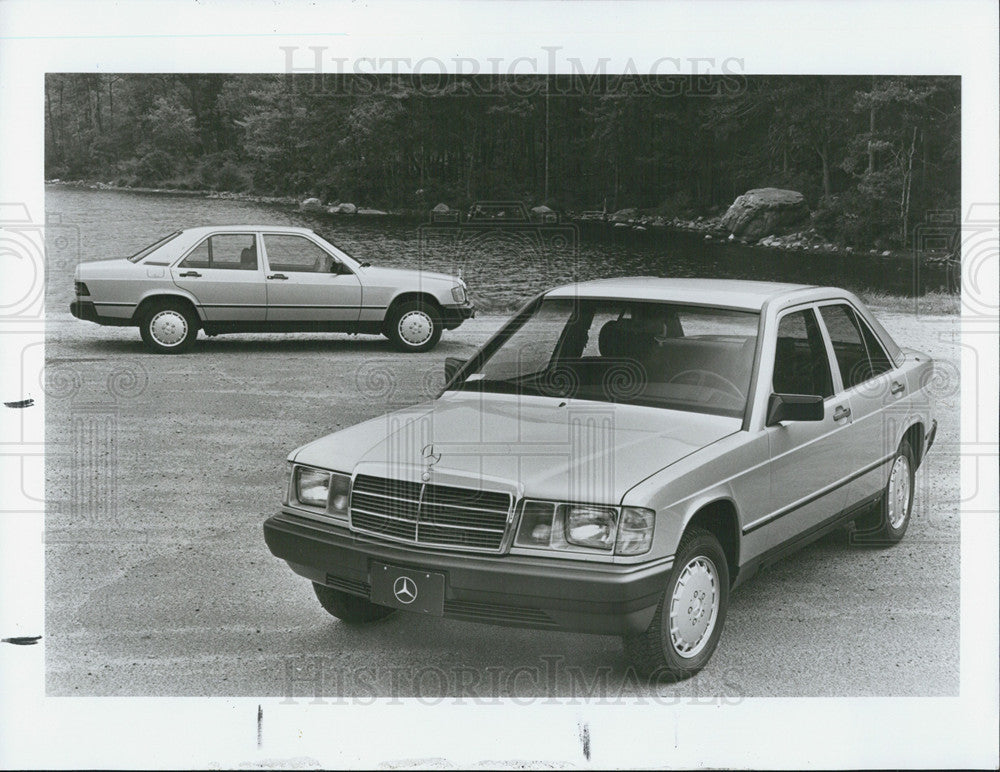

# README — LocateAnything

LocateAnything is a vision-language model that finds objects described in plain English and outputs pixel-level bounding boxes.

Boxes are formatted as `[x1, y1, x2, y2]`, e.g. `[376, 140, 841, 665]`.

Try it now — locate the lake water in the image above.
[45, 186, 954, 313]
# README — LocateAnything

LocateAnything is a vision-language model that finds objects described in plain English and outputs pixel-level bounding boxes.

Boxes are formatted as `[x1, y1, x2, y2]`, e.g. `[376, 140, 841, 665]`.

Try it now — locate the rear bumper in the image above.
[69, 300, 133, 327]
[264, 511, 668, 635]
[70, 300, 99, 322]
[440, 304, 475, 330]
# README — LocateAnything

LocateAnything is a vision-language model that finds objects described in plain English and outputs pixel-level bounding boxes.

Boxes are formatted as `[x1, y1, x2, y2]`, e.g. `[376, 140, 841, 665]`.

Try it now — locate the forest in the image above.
[45, 74, 960, 249]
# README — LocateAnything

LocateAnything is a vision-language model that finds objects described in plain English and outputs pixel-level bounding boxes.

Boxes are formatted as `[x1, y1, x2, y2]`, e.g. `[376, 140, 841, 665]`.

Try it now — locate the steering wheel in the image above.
[668, 369, 744, 401]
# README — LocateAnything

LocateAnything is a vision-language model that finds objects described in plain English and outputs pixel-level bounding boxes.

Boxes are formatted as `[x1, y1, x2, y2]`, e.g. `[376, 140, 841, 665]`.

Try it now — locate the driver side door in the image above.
[261, 233, 362, 323]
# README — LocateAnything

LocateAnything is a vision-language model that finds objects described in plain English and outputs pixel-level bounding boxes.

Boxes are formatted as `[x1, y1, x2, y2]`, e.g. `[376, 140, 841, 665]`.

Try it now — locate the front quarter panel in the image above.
[621, 429, 770, 568]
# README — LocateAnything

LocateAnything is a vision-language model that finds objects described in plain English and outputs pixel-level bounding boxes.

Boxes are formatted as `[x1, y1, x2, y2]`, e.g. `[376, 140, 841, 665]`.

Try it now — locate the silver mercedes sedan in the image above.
[70, 225, 474, 353]
[264, 278, 937, 679]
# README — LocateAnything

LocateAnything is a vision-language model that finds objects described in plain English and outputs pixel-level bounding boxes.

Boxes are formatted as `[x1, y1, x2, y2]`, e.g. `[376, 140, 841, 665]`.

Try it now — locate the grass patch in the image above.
[859, 290, 960, 316]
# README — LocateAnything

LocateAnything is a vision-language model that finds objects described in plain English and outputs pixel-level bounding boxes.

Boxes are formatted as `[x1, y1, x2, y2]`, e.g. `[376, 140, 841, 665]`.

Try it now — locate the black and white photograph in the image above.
[0, 1, 997, 768]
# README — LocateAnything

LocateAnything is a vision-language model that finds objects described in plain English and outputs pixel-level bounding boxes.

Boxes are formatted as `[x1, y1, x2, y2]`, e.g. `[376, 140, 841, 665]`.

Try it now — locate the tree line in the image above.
[45, 74, 959, 248]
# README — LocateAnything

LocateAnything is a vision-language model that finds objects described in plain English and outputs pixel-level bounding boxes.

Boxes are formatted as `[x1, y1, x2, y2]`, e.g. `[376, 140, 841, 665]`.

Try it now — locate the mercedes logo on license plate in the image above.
[392, 575, 418, 604]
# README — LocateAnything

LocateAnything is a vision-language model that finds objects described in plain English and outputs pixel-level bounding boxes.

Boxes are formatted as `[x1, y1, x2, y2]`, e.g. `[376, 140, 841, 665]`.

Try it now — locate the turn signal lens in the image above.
[451, 285, 467, 304]
[616, 507, 655, 555]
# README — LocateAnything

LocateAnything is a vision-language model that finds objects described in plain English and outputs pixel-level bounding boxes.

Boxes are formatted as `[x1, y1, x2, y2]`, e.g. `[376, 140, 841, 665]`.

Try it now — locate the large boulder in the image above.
[333, 202, 357, 214]
[721, 188, 808, 241]
[299, 197, 323, 212]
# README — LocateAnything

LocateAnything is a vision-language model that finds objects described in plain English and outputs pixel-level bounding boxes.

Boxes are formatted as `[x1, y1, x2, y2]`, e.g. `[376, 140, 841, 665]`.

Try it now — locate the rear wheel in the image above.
[853, 439, 914, 545]
[385, 300, 442, 352]
[623, 528, 729, 680]
[139, 301, 198, 354]
[313, 582, 395, 624]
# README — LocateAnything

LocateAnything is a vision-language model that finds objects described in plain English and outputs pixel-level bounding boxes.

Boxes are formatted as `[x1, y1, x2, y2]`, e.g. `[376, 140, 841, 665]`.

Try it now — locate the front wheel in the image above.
[385, 301, 442, 352]
[139, 301, 198, 354]
[623, 528, 730, 681]
[853, 439, 915, 545]
[313, 583, 395, 624]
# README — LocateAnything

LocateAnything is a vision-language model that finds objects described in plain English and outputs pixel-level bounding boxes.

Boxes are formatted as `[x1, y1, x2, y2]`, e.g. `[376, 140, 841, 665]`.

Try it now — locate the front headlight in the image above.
[564, 505, 617, 550]
[293, 466, 351, 517]
[451, 284, 467, 304]
[295, 467, 331, 507]
[514, 500, 655, 555]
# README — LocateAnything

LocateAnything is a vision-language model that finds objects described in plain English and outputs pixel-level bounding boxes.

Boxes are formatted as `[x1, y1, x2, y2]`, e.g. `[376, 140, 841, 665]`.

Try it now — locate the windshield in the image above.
[452, 297, 760, 418]
[128, 231, 182, 263]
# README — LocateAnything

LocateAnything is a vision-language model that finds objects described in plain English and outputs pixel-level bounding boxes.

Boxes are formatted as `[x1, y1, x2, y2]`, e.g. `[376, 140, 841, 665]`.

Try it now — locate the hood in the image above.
[292, 391, 739, 504]
[355, 264, 460, 287]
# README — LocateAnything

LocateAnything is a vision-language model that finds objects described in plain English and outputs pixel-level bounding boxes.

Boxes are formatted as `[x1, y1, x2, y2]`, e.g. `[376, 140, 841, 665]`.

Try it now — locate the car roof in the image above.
[544, 277, 824, 311]
[180, 224, 316, 237]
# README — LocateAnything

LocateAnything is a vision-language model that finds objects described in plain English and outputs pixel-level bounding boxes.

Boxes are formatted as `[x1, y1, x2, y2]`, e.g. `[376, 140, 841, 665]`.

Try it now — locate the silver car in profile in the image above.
[264, 278, 937, 679]
[70, 225, 474, 353]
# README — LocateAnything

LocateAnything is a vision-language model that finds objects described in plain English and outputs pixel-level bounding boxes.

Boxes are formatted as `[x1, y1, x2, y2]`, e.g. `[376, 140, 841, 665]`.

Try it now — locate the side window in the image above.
[856, 314, 894, 378]
[772, 309, 834, 398]
[180, 234, 257, 270]
[819, 304, 887, 388]
[264, 234, 336, 273]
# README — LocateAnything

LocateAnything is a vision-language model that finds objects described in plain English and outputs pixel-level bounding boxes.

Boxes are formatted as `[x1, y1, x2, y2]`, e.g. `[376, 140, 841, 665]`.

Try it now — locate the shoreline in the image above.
[46, 179, 960, 269]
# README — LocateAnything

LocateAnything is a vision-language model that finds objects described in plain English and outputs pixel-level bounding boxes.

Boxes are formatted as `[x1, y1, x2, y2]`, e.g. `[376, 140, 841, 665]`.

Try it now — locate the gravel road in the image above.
[44, 309, 960, 699]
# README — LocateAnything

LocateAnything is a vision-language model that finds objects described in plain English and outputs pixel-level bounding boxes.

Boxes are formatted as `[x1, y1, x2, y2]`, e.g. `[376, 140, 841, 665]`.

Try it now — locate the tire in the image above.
[385, 300, 442, 352]
[312, 582, 396, 624]
[623, 528, 730, 681]
[139, 300, 198, 354]
[853, 439, 915, 546]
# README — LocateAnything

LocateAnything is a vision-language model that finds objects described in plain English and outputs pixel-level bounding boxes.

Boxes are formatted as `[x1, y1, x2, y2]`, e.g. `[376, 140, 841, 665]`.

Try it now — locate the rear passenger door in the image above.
[816, 302, 899, 509]
[261, 233, 362, 323]
[170, 232, 266, 321]
[757, 306, 854, 550]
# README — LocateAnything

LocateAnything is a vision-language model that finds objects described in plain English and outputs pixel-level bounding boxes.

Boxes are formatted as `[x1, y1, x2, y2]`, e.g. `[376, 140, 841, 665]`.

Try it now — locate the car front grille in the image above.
[349, 474, 513, 553]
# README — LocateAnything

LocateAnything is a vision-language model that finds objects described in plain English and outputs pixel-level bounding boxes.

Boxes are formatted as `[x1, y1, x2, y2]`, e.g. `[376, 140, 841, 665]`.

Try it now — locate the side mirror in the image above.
[766, 393, 825, 426]
[444, 357, 466, 383]
[329, 261, 347, 274]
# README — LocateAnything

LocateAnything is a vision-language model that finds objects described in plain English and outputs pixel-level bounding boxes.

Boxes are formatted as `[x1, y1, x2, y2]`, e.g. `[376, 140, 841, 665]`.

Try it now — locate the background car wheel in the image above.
[312, 582, 396, 624]
[139, 301, 198, 354]
[623, 527, 729, 681]
[385, 300, 442, 352]
[853, 438, 915, 546]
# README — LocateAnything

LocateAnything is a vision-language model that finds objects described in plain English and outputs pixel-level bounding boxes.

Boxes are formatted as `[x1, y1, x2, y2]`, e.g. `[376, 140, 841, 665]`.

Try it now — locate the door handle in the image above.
[833, 405, 852, 421]
[178, 271, 201, 278]
[890, 381, 905, 395]
[267, 273, 288, 280]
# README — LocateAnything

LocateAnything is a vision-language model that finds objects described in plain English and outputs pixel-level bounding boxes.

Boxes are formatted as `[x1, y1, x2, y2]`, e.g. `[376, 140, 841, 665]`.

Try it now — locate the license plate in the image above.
[370, 562, 445, 616]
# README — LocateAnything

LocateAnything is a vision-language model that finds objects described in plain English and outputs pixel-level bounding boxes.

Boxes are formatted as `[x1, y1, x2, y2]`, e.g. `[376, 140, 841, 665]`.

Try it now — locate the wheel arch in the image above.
[382, 291, 444, 330]
[900, 420, 926, 468]
[132, 292, 204, 325]
[681, 498, 741, 586]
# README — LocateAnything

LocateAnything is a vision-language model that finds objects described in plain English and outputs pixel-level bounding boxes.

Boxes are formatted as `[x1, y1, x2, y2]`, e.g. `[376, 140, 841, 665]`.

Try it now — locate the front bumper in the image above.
[264, 511, 668, 635]
[440, 303, 476, 330]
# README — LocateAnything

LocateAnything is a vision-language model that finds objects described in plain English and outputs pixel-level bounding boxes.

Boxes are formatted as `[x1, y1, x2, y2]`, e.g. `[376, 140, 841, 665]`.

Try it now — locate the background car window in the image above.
[264, 234, 335, 273]
[180, 234, 257, 270]
[772, 309, 834, 397]
[819, 304, 887, 388]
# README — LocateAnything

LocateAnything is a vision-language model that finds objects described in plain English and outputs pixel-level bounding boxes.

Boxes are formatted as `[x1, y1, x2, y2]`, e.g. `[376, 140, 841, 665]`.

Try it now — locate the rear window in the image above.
[128, 231, 182, 263]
